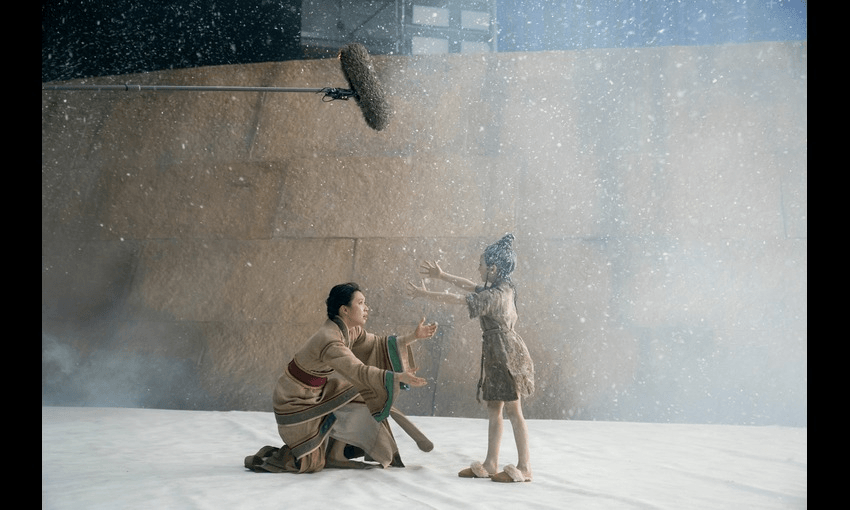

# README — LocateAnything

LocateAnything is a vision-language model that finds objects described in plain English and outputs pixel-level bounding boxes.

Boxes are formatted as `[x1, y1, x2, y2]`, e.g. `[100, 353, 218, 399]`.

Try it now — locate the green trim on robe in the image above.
[372, 370, 395, 422]
[387, 335, 403, 371]
[387, 335, 410, 391]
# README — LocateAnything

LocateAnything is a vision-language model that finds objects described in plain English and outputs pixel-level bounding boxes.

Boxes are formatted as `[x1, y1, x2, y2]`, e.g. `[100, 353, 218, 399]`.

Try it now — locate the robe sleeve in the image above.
[351, 328, 417, 411]
[318, 328, 408, 422]
[466, 286, 499, 319]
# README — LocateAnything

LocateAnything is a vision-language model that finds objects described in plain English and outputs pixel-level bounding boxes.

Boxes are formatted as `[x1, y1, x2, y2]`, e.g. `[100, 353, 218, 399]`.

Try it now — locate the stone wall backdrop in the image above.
[42, 41, 807, 426]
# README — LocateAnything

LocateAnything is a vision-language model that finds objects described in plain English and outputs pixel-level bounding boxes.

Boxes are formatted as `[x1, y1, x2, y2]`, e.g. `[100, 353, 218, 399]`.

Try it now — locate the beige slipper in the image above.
[458, 461, 492, 478]
[491, 464, 532, 483]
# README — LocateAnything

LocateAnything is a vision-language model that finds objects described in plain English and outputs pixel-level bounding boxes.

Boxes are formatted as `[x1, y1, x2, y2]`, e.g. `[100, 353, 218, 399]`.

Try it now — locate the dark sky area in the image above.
[42, 0, 806, 83]
[42, 0, 303, 82]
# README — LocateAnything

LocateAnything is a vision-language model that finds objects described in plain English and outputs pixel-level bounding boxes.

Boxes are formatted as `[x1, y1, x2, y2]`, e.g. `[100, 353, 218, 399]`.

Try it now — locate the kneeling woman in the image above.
[254, 282, 436, 473]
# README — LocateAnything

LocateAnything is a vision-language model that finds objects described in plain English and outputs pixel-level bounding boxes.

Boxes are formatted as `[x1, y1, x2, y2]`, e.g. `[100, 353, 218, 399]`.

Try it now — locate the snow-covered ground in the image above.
[42, 406, 806, 509]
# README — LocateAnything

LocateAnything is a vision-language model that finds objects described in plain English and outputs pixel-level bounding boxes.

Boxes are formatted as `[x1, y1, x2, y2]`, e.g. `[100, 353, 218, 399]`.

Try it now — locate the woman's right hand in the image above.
[396, 369, 427, 388]
[418, 260, 444, 280]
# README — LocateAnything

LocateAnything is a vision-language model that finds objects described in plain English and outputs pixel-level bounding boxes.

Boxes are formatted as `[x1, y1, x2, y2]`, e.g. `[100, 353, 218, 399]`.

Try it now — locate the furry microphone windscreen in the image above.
[338, 43, 393, 131]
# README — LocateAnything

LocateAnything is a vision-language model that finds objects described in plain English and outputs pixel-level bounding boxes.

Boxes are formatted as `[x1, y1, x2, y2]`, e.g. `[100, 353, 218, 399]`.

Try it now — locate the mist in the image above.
[42, 333, 214, 410]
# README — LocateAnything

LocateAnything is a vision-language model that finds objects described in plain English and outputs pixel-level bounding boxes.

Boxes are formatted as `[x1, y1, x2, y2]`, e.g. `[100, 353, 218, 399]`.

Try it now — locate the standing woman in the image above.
[247, 282, 437, 473]
[407, 234, 534, 483]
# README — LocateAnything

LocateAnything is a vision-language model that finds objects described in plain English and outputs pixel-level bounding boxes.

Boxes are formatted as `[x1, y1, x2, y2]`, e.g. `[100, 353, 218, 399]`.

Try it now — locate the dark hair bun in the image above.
[483, 233, 517, 280]
[326, 282, 362, 320]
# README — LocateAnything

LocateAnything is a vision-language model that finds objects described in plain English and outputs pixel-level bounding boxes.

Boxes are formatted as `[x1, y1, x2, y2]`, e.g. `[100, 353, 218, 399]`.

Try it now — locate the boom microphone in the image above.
[338, 43, 392, 131]
[41, 43, 393, 131]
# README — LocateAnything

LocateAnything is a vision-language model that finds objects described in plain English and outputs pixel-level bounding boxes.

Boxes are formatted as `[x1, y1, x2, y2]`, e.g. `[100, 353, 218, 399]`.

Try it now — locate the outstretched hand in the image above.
[413, 316, 438, 339]
[396, 368, 427, 388]
[406, 280, 429, 299]
[419, 260, 444, 280]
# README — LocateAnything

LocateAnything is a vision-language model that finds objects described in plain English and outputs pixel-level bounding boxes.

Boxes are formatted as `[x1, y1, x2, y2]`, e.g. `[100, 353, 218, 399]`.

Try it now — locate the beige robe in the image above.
[272, 318, 414, 472]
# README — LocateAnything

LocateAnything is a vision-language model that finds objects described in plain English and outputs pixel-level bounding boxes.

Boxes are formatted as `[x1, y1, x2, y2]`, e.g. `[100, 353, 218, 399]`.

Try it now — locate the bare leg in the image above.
[325, 438, 371, 469]
[482, 400, 504, 475]
[503, 399, 532, 479]
[327, 437, 347, 462]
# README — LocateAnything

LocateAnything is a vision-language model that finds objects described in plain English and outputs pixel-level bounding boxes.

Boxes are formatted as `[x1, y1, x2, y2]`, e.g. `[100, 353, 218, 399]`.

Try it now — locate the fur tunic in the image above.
[271, 318, 414, 472]
[466, 281, 535, 401]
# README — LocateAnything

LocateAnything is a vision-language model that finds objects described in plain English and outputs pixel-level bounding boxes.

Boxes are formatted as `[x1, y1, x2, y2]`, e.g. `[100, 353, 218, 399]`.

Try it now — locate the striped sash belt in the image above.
[288, 359, 328, 387]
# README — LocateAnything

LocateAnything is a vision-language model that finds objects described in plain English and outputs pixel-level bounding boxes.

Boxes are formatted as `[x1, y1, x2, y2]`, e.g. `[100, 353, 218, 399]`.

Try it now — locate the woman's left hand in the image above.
[397, 317, 438, 351]
[413, 317, 438, 339]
